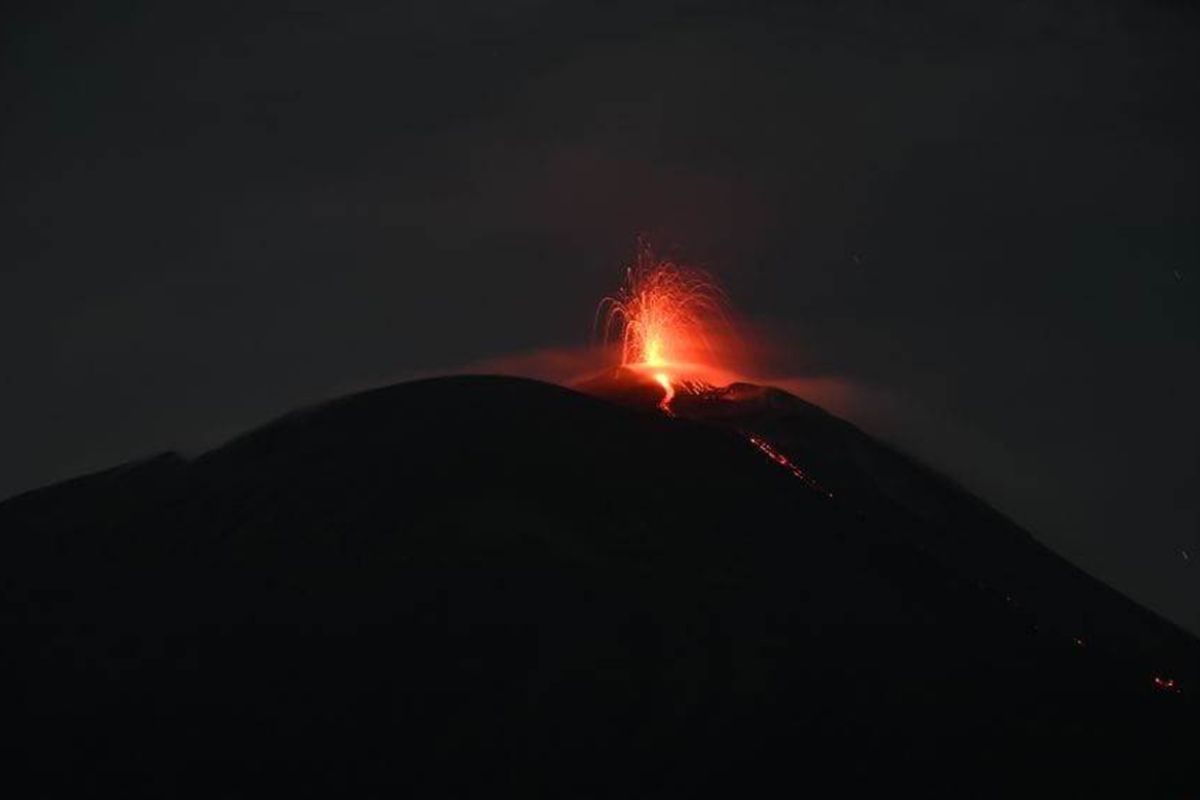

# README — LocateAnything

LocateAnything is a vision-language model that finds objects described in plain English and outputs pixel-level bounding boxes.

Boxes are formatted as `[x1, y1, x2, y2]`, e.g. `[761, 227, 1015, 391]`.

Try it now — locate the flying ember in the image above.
[596, 244, 730, 411]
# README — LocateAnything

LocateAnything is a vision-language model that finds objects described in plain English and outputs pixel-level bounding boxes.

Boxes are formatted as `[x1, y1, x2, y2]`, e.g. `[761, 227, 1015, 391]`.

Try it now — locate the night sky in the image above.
[2, 1, 1197, 633]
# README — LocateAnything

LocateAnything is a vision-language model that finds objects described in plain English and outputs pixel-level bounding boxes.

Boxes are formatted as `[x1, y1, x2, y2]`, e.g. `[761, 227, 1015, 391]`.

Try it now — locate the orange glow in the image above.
[747, 434, 834, 499]
[593, 241, 835, 501]
[654, 372, 675, 412]
[597, 243, 731, 411]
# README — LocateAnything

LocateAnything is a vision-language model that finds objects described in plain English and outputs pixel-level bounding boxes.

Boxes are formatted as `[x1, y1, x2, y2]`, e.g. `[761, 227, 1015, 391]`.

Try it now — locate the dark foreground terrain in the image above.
[3, 375, 1196, 796]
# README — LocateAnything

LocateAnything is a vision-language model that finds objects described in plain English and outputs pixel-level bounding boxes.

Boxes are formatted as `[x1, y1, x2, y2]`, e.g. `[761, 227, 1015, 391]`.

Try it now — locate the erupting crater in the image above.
[594, 243, 735, 412]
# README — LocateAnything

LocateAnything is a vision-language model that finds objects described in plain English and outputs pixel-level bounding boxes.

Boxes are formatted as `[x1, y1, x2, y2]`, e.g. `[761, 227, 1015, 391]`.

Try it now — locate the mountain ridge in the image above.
[3, 374, 1196, 796]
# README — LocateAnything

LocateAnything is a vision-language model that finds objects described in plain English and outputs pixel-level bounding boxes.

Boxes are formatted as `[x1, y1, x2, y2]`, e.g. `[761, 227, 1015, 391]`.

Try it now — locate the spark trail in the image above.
[596, 243, 728, 413]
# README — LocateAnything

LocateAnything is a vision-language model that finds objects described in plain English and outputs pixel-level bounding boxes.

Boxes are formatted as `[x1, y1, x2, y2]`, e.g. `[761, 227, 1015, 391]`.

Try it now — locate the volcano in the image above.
[3, 375, 1196, 796]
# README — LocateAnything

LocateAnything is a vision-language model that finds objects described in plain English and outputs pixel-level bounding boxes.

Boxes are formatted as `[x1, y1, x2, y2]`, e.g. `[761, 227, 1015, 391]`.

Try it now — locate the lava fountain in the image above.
[591, 243, 833, 496]
[596, 244, 733, 412]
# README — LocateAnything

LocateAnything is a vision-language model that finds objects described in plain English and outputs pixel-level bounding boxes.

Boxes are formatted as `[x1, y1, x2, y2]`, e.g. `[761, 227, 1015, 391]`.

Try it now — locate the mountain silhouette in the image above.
[3, 374, 1196, 796]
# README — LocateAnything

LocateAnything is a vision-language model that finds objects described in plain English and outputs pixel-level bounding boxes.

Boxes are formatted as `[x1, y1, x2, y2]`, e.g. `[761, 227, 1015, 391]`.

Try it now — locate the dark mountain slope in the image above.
[2, 375, 1196, 797]
[669, 381, 1200, 669]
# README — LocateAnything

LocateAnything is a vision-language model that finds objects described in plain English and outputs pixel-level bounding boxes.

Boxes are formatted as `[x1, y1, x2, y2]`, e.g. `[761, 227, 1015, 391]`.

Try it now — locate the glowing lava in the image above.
[593, 242, 835, 501]
[747, 434, 834, 498]
[597, 244, 729, 411]
[653, 372, 675, 411]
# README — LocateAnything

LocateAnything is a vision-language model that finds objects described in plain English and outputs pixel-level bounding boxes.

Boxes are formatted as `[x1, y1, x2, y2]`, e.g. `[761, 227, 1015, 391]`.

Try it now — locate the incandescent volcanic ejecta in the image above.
[594, 243, 739, 412]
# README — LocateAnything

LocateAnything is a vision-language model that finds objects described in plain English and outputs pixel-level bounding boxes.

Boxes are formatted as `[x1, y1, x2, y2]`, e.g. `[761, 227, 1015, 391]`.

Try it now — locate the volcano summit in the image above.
[3, 375, 1197, 796]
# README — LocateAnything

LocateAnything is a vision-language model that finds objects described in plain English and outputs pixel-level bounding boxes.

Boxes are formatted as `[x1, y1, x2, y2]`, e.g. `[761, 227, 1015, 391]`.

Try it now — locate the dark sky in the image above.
[2, 0, 1197, 632]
